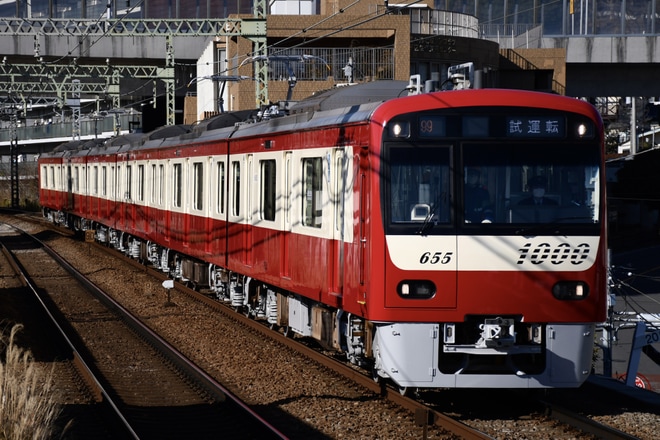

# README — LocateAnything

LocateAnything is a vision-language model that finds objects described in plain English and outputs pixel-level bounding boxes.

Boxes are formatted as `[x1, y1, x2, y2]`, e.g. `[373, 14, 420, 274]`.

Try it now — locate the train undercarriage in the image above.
[45, 208, 594, 391]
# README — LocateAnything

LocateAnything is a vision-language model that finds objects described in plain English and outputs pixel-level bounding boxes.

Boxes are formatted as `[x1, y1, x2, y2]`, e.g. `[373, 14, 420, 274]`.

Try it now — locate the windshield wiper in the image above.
[416, 193, 445, 236]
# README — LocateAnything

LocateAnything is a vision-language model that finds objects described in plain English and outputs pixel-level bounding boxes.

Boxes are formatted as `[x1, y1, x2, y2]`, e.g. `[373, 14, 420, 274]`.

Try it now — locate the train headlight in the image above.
[552, 281, 589, 300]
[388, 121, 410, 138]
[397, 280, 436, 299]
[574, 120, 595, 139]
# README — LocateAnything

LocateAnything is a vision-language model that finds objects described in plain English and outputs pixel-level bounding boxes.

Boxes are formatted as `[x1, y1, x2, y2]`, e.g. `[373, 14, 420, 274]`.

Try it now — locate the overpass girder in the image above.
[0, 17, 266, 38]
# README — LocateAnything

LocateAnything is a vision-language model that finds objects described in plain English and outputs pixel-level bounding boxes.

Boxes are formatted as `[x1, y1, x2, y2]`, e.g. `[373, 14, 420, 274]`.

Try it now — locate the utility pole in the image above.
[8, 104, 21, 208]
[69, 79, 81, 140]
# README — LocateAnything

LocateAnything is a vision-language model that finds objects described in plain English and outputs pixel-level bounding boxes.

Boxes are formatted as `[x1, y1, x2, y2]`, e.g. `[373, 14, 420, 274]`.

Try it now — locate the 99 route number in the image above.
[419, 251, 453, 265]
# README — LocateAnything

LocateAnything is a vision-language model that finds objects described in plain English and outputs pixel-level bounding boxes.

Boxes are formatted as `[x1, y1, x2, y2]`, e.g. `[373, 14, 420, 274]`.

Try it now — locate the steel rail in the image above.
[541, 401, 642, 440]
[0, 226, 139, 440]
[116, 252, 494, 440]
[2, 222, 288, 440]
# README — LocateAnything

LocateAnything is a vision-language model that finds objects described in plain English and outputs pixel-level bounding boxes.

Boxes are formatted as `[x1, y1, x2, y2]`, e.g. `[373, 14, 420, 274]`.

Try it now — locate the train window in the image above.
[386, 145, 451, 229]
[110, 166, 115, 199]
[73, 167, 79, 193]
[260, 160, 276, 221]
[92, 166, 98, 195]
[101, 166, 107, 196]
[158, 165, 164, 205]
[193, 162, 204, 211]
[302, 157, 323, 228]
[150, 164, 157, 204]
[334, 151, 345, 233]
[49, 166, 55, 189]
[285, 152, 292, 227]
[137, 165, 144, 202]
[117, 166, 122, 200]
[216, 162, 225, 215]
[462, 143, 601, 226]
[173, 163, 182, 208]
[41, 166, 47, 189]
[126, 165, 132, 201]
[232, 161, 240, 216]
[71, 167, 77, 193]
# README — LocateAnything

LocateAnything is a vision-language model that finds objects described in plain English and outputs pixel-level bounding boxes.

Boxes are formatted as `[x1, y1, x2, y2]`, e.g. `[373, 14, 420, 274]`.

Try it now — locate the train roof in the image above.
[42, 81, 419, 156]
[288, 80, 410, 114]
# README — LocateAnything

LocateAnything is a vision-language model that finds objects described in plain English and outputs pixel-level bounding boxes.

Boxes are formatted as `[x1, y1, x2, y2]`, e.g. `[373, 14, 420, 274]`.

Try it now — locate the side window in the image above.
[232, 161, 240, 216]
[260, 159, 276, 221]
[41, 166, 48, 189]
[137, 165, 144, 202]
[117, 166, 122, 200]
[92, 166, 98, 195]
[150, 164, 157, 204]
[73, 167, 79, 192]
[126, 165, 132, 200]
[101, 166, 107, 196]
[302, 157, 323, 228]
[193, 162, 204, 211]
[158, 164, 164, 205]
[173, 163, 182, 208]
[49, 166, 55, 189]
[216, 161, 225, 214]
[110, 166, 116, 198]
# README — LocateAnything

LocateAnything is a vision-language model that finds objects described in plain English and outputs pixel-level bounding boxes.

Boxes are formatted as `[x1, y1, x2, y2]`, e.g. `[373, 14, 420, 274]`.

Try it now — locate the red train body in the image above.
[40, 82, 607, 390]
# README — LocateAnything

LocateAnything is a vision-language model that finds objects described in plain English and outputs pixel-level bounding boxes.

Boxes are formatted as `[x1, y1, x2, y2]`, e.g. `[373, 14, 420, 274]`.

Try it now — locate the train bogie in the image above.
[39, 82, 607, 390]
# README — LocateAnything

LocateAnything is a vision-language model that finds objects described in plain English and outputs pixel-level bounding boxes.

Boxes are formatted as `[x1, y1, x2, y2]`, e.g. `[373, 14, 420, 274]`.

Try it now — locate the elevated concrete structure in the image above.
[543, 36, 660, 97]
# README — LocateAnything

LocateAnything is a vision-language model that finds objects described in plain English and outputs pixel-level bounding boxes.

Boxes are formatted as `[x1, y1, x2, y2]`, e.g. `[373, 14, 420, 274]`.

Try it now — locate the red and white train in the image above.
[39, 81, 607, 390]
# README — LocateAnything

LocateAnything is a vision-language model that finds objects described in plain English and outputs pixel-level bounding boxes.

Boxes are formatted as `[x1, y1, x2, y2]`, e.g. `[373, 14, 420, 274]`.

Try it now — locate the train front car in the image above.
[365, 89, 607, 390]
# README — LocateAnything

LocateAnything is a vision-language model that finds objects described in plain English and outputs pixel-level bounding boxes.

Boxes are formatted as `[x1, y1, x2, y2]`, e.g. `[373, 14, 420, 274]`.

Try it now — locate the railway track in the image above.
[0, 221, 286, 439]
[3, 212, 656, 439]
[76, 230, 646, 440]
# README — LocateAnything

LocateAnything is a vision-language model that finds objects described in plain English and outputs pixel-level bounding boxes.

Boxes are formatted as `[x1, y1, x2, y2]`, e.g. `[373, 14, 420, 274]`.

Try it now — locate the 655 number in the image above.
[419, 251, 453, 265]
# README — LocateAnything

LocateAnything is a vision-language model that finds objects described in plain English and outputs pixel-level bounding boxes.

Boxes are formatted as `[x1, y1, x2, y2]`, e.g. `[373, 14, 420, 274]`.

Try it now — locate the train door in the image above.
[281, 151, 292, 277]
[183, 158, 191, 248]
[330, 147, 349, 298]
[245, 154, 253, 265]
[204, 157, 213, 255]
[65, 163, 73, 211]
[359, 148, 369, 298]
[126, 162, 135, 232]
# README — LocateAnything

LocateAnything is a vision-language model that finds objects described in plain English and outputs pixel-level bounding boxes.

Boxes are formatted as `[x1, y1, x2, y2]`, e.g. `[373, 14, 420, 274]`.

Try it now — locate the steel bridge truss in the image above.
[0, 4, 267, 209]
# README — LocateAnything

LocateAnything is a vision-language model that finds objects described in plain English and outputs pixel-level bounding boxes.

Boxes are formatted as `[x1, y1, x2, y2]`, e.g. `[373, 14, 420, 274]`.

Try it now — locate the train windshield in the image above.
[462, 143, 600, 227]
[384, 142, 601, 234]
[387, 145, 452, 230]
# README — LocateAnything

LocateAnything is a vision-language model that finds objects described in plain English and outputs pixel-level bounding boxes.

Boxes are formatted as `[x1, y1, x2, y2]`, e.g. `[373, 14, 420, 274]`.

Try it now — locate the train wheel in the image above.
[371, 366, 380, 384]
[243, 306, 252, 319]
[398, 385, 416, 397]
